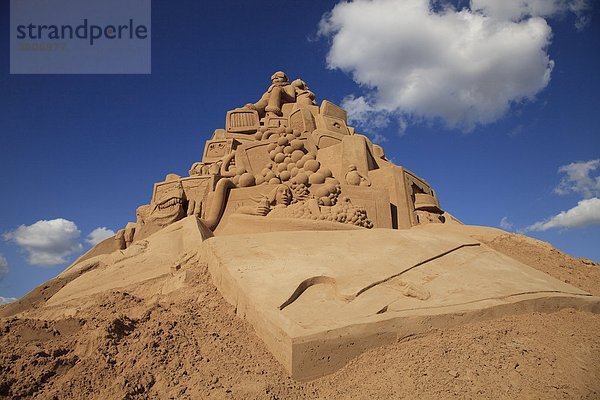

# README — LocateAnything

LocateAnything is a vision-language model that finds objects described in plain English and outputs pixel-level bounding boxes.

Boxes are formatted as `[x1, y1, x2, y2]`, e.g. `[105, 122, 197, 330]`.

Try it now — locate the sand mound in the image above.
[1, 229, 599, 399]
[485, 233, 600, 297]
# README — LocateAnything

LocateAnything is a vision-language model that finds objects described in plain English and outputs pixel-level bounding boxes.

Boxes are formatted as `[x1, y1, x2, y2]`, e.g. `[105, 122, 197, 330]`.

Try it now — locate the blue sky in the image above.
[1, 0, 599, 300]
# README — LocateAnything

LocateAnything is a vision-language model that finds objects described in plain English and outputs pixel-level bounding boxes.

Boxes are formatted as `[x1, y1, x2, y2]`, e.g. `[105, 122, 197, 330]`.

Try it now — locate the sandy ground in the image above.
[1, 231, 599, 399]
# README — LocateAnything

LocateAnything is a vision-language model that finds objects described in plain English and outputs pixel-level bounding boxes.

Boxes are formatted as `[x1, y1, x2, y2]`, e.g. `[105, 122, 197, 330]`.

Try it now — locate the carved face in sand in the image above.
[149, 181, 186, 227]
[271, 71, 289, 86]
[272, 185, 292, 206]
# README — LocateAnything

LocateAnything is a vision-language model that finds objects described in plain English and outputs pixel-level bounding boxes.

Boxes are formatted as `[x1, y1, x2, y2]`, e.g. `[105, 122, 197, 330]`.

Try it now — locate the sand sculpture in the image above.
[114, 71, 457, 248]
[17, 71, 599, 382]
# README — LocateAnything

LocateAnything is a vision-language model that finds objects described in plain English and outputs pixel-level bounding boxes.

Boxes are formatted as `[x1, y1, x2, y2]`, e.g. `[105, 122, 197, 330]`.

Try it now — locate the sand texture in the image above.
[1, 225, 599, 399]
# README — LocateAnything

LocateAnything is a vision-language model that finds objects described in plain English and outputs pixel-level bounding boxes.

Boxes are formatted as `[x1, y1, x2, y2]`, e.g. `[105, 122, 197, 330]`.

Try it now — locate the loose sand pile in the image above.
[1, 232, 599, 399]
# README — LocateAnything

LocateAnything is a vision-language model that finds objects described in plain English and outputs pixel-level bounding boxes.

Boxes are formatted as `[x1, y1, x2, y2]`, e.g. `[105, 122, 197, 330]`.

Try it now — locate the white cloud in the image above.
[0, 296, 17, 305]
[319, 0, 559, 132]
[554, 159, 600, 199]
[525, 197, 600, 231]
[86, 227, 115, 246]
[499, 217, 514, 231]
[3, 219, 82, 266]
[342, 95, 390, 130]
[526, 159, 600, 232]
[472, 0, 592, 30]
[342, 95, 393, 141]
[0, 254, 8, 281]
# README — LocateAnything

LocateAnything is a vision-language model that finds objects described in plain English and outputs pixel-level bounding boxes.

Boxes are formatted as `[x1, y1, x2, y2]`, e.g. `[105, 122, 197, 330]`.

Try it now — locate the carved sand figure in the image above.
[237, 184, 293, 216]
[146, 181, 187, 228]
[244, 71, 296, 116]
[344, 164, 371, 186]
[113, 70, 453, 245]
[270, 184, 293, 207]
[291, 79, 316, 107]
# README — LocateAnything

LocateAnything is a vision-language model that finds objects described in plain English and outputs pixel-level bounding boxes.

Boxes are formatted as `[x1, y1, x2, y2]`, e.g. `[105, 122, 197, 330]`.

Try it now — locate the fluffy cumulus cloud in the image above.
[319, 0, 590, 133]
[86, 227, 115, 246]
[3, 219, 83, 266]
[526, 197, 600, 231]
[554, 159, 600, 198]
[0, 254, 8, 281]
[526, 159, 600, 231]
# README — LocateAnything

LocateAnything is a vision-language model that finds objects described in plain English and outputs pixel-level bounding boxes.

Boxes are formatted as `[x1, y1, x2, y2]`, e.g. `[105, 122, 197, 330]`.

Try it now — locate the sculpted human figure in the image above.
[237, 184, 293, 216]
[244, 71, 296, 116]
[291, 79, 316, 107]
[345, 164, 371, 187]
[271, 184, 292, 208]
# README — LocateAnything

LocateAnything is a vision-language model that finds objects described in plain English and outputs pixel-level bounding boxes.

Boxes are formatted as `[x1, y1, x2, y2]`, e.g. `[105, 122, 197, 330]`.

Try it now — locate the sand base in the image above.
[202, 226, 600, 380]
[2, 218, 600, 398]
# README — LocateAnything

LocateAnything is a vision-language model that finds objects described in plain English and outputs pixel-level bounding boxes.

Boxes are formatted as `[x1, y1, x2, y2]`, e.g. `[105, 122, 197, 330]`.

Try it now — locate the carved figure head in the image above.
[271, 71, 289, 85]
[269, 184, 292, 206]
[291, 79, 307, 89]
[148, 181, 187, 227]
